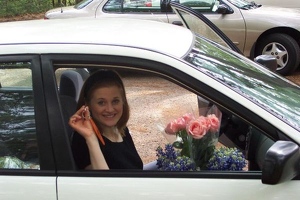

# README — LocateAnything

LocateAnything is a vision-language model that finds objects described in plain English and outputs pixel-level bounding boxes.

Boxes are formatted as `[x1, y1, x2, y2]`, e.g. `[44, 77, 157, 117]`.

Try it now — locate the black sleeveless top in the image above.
[72, 127, 143, 170]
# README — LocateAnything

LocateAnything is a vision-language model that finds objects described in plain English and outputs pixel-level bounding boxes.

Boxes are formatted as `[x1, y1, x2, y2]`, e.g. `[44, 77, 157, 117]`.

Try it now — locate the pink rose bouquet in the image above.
[164, 113, 221, 170]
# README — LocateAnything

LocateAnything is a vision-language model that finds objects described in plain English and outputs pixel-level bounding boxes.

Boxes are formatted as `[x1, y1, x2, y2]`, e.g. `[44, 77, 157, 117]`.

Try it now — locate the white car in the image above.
[254, 0, 299, 8]
[44, 0, 300, 75]
[1, 4, 300, 199]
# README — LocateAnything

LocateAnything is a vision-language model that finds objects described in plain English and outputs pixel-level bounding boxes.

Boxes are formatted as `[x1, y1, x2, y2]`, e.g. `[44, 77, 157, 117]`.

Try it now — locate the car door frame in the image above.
[46, 53, 300, 200]
[0, 55, 57, 199]
[40, 55, 77, 171]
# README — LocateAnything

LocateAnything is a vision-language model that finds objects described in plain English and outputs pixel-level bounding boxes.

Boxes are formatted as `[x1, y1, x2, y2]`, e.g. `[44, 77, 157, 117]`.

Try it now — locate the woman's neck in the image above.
[101, 126, 122, 142]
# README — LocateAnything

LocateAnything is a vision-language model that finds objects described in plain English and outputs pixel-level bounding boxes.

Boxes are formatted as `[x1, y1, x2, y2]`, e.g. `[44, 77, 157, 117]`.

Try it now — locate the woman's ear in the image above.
[84, 98, 88, 106]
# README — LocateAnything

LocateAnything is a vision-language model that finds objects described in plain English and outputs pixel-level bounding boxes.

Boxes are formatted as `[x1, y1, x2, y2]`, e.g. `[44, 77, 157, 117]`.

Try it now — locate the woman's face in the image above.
[88, 85, 124, 129]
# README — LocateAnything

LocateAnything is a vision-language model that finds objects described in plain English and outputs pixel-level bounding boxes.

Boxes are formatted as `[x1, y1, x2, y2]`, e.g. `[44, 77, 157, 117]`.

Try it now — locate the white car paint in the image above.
[0, 18, 192, 58]
[0, 176, 56, 200]
[57, 177, 300, 200]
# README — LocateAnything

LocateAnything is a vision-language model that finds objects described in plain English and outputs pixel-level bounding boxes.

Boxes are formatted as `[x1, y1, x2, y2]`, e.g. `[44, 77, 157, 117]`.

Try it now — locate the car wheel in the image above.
[255, 33, 300, 75]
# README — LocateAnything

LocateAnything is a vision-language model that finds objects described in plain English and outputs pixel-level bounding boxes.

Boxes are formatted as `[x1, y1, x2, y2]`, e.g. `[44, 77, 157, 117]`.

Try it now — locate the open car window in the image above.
[53, 65, 275, 173]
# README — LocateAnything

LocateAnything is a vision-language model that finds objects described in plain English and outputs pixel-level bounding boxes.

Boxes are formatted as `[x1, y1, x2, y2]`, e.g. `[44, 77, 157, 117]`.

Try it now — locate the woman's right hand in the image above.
[69, 106, 96, 139]
[70, 106, 109, 170]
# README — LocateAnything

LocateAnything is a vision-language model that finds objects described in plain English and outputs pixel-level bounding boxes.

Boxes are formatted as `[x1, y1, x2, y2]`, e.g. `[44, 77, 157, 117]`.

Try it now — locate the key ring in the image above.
[82, 107, 91, 120]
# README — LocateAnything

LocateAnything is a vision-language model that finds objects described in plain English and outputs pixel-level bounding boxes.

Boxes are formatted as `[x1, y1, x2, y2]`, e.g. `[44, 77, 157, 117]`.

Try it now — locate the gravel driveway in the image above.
[123, 74, 198, 164]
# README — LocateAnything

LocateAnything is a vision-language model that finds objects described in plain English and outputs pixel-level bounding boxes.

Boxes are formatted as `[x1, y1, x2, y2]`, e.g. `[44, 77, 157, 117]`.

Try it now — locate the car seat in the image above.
[59, 70, 85, 102]
[245, 127, 275, 170]
[59, 70, 87, 141]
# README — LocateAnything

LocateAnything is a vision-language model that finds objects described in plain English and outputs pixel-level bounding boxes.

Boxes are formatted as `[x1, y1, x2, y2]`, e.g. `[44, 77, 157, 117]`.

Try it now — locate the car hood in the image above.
[241, 6, 300, 28]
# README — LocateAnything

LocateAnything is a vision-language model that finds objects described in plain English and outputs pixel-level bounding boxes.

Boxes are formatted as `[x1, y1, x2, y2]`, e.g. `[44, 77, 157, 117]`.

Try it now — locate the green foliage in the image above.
[0, 0, 77, 18]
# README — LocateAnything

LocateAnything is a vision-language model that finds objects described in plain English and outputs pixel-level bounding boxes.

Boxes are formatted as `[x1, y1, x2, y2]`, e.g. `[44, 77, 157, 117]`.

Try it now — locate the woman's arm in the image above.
[69, 106, 109, 170]
[85, 134, 109, 170]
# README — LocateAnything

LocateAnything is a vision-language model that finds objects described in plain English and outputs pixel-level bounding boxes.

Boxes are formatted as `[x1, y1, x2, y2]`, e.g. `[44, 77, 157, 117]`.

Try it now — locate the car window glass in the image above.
[74, 0, 94, 9]
[0, 62, 39, 169]
[179, 0, 217, 13]
[54, 65, 274, 172]
[184, 35, 300, 131]
[104, 0, 162, 13]
[123, 0, 161, 13]
[103, 0, 123, 12]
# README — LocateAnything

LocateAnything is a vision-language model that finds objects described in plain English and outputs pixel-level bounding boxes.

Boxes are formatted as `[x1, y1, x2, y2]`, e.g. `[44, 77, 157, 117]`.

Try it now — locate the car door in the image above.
[46, 54, 300, 200]
[166, 0, 246, 53]
[0, 56, 56, 199]
[169, 2, 242, 53]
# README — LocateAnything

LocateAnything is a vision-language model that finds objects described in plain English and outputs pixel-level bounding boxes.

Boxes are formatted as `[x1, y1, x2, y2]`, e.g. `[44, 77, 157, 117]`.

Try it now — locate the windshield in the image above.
[74, 0, 94, 9]
[184, 35, 300, 131]
[227, 0, 261, 9]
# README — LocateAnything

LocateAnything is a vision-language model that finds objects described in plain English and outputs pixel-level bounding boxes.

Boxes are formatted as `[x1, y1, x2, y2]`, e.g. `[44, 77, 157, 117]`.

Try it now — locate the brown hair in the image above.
[77, 70, 129, 136]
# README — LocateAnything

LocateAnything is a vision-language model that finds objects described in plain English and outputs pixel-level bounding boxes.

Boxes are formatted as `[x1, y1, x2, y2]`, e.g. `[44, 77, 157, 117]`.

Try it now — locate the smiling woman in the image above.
[70, 70, 143, 170]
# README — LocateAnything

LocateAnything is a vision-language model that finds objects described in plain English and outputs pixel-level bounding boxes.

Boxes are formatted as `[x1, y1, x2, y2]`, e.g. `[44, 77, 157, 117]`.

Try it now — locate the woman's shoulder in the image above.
[123, 127, 134, 142]
[124, 127, 131, 137]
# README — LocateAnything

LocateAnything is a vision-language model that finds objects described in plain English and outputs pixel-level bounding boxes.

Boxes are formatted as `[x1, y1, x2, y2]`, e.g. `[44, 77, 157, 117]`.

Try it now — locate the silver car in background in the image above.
[45, 0, 300, 75]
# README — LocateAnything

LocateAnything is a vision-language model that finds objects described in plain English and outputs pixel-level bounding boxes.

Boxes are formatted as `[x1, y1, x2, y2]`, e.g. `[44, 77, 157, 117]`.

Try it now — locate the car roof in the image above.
[0, 18, 194, 57]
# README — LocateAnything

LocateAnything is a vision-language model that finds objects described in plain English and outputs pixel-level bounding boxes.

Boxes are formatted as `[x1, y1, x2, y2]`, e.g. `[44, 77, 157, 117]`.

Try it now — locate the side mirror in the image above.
[254, 55, 277, 72]
[216, 4, 234, 14]
[161, 0, 178, 12]
[262, 141, 300, 185]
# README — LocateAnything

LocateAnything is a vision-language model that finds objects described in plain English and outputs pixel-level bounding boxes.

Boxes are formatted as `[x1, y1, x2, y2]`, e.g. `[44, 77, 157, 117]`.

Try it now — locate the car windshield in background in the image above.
[227, 0, 260, 9]
[184, 35, 300, 131]
[74, 0, 94, 9]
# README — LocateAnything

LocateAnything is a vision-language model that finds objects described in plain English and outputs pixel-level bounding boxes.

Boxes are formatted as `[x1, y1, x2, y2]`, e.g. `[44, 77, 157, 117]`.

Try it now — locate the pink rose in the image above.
[165, 117, 186, 135]
[198, 116, 211, 131]
[187, 118, 207, 139]
[207, 114, 220, 133]
[165, 113, 193, 135]
[182, 113, 194, 123]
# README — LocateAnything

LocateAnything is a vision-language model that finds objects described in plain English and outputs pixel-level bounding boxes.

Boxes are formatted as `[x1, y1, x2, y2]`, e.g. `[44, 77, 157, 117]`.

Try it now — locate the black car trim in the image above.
[58, 170, 262, 179]
[41, 55, 77, 171]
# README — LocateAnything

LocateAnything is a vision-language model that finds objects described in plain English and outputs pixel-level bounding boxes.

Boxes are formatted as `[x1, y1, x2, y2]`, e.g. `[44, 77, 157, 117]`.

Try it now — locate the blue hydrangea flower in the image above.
[206, 147, 247, 171]
[156, 144, 195, 171]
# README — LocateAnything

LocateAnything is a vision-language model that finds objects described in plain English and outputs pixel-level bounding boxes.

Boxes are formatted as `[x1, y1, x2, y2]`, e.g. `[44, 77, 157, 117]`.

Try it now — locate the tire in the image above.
[255, 33, 300, 75]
